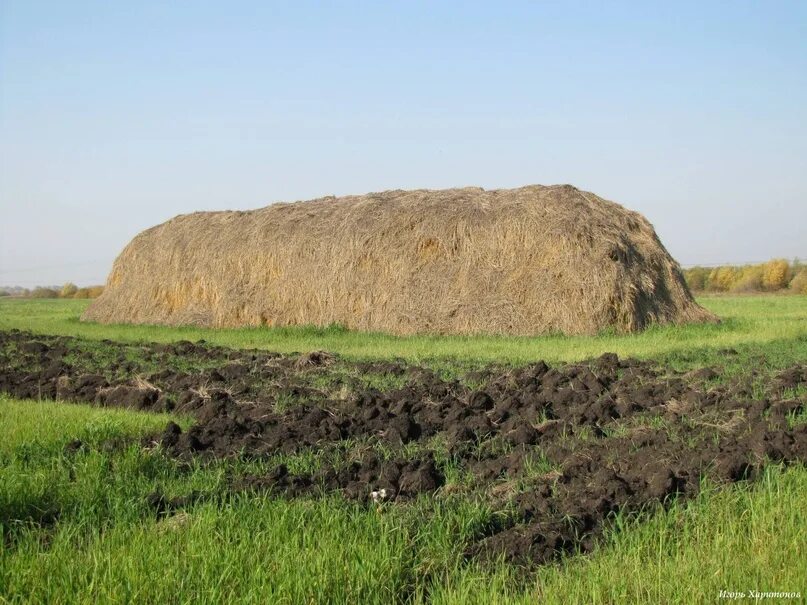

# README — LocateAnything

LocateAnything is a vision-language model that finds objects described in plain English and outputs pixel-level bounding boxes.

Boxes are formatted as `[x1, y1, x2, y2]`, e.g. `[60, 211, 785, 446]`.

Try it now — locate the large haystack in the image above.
[83, 185, 715, 335]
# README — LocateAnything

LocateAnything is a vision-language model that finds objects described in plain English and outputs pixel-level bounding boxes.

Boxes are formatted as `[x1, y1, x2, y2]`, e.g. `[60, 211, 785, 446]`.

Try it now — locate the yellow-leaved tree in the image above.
[762, 259, 790, 291]
[708, 266, 739, 292]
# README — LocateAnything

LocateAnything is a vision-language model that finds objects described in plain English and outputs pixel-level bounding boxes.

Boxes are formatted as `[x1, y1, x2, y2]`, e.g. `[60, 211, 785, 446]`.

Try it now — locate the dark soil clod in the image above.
[1, 328, 806, 567]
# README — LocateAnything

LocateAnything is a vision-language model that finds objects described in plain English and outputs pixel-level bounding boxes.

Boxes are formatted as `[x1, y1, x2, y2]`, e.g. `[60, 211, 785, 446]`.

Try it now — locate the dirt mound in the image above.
[82, 185, 715, 335]
[2, 330, 805, 567]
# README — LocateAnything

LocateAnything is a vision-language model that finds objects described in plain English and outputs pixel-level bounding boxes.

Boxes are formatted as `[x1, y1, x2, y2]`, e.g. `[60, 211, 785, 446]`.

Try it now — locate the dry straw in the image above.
[83, 184, 716, 335]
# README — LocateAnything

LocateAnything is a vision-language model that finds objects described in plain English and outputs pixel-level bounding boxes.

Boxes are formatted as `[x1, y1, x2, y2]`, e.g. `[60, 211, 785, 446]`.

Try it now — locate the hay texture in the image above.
[83, 185, 716, 335]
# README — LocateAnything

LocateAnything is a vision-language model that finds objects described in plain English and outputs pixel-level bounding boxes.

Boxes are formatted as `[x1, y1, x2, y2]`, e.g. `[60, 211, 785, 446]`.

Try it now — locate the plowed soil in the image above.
[1, 329, 805, 566]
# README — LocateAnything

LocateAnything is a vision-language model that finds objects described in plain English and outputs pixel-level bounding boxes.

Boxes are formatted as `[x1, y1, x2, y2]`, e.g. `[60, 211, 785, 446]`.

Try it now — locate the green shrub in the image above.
[60, 282, 78, 298]
[683, 267, 709, 292]
[30, 287, 59, 299]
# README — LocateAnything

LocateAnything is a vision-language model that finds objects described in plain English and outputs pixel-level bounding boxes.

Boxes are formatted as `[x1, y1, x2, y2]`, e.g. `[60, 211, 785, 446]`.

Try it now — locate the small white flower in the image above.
[370, 488, 389, 503]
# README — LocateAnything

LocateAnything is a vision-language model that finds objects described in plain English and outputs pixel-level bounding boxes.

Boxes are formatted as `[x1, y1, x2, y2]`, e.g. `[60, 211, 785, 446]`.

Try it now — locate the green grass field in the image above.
[1, 295, 805, 366]
[1, 398, 804, 604]
[1, 296, 806, 603]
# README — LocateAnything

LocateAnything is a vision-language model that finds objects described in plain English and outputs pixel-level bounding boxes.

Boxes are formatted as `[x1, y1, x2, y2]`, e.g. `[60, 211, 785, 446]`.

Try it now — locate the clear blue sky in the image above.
[1, 1, 805, 286]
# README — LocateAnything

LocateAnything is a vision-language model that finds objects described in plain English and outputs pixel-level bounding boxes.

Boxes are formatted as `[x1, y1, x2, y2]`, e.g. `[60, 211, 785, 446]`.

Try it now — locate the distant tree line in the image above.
[683, 259, 807, 294]
[2, 263, 804, 300]
[0, 283, 104, 299]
